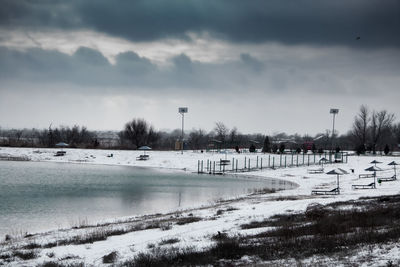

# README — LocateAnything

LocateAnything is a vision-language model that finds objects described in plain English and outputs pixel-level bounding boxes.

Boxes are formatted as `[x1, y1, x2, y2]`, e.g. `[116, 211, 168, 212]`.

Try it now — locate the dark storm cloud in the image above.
[0, 46, 224, 90]
[115, 51, 155, 75]
[73, 47, 110, 66]
[1, 46, 399, 97]
[1, 0, 399, 48]
[0, 46, 282, 94]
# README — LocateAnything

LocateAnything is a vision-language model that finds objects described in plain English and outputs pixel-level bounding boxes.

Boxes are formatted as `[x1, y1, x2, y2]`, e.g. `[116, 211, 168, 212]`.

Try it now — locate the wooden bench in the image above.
[308, 168, 324, 174]
[352, 182, 376, 189]
[311, 187, 339, 195]
[378, 175, 396, 182]
[136, 155, 150, 161]
[359, 173, 374, 178]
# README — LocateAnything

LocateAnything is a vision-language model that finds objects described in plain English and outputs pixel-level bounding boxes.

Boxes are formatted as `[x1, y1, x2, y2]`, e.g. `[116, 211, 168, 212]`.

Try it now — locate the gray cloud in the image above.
[115, 51, 155, 75]
[240, 53, 264, 72]
[1, 46, 399, 99]
[73, 47, 110, 66]
[1, 0, 399, 48]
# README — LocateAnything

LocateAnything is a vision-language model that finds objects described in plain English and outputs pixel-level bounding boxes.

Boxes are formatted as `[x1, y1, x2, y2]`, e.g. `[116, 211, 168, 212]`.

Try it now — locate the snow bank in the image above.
[0, 146, 399, 266]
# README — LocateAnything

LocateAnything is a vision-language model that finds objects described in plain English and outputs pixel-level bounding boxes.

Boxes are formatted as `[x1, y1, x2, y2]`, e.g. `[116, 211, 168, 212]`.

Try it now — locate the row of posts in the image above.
[197, 152, 348, 174]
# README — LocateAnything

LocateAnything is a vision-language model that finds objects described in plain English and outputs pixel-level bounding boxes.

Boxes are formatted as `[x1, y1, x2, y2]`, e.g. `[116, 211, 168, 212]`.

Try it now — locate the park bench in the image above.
[311, 187, 339, 195]
[307, 168, 324, 174]
[136, 155, 150, 161]
[359, 173, 374, 179]
[352, 182, 376, 189]
[378, 175, 396, 182]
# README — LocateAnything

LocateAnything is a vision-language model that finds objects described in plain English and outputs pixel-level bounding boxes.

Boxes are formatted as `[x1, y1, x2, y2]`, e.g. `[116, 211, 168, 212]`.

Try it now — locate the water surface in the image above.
[0, 161, 296, 236]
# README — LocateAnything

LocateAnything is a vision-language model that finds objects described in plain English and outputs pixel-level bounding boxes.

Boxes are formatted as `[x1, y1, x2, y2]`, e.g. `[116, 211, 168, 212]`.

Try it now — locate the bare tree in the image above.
[393, 123, 400, 147]
[146, 126, 160, 147]
[351, 105, 370, 148]
[370, 110, 395, 154]
[229, 127, 239, 146]
[14, 130, 23, 142]
[262, 135, 271, 153]
[188, 128, 206, 150]
[214, 122, 229, 143]
[122, 118, 150, 149]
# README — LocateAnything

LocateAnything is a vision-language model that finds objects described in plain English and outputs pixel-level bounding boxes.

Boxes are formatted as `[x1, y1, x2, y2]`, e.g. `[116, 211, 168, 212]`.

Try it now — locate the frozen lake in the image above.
[0, 161, 296, 237]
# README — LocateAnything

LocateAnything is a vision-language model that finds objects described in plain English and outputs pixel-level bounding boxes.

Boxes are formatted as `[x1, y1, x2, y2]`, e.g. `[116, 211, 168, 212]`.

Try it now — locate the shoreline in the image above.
[0, 157, 298, 239]
[1, 147, 400, 266]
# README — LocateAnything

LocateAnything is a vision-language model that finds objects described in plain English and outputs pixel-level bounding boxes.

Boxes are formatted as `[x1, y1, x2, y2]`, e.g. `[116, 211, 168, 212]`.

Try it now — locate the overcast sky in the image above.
[0, 0, 399, 135]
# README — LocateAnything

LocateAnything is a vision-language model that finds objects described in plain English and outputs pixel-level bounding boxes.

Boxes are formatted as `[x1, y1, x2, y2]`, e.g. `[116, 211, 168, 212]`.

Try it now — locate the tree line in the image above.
[350, 105, 399, 154]
[0, 105, 399, 154]
[0, 125, 98, 148]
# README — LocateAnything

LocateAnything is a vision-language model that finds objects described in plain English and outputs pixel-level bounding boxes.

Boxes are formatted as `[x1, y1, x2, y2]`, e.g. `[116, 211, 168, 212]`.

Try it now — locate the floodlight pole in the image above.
[181, 112, 184, 155]
[332, 113, 335, 152]
[330, 109, 339, 153]
[178, 107, 188, 155]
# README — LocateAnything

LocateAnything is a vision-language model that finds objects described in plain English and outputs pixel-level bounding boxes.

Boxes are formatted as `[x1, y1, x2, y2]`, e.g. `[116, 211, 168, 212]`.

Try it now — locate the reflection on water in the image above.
[0, 161, 296, 236]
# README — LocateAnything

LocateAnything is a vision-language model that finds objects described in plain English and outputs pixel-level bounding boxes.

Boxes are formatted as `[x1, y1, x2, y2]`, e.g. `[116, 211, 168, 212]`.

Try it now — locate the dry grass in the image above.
[175, 216, 202, 225]
[121, 194, 400, 266]
[158, 238, 180, 246]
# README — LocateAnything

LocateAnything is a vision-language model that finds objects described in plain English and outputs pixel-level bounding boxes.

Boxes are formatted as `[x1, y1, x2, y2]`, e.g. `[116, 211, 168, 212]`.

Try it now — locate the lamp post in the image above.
[178, 107, 188, 154]
[330, 108, 339, 153]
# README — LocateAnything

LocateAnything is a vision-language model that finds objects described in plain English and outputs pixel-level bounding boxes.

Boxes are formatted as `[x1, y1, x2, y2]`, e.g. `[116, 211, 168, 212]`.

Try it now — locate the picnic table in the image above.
[136, 155, 150, 161]
[54, 151, 66, 157]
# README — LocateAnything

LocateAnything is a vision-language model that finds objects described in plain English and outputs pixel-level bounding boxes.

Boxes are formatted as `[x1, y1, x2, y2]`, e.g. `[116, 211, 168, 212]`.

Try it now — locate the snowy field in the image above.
[0, 146, 399, 266]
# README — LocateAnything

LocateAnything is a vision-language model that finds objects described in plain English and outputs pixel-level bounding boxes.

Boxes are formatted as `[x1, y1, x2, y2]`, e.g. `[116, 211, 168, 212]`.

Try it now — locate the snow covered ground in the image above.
[0, 146, 399, 266]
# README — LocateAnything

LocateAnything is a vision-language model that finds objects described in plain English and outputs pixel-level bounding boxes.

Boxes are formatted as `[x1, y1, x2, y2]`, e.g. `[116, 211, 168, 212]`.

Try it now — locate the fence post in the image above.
[261, 158, 263, 170]
[213, 161, 216, 174]
[296, 154, 299, 167]
[302, 153, 305, 166]
[256, 156, 259, 168]
[307, 154, 310, 166]
[291, 153, 294, 167]
[272, 157, 275, 169]
[268, 155, 270, 168]
[285, 156, 287, 168]
[280, 154, 282, 167]
[232, 158, 234, 171]
[248, 158, 251, 170]
[236, 159, 238, 172]
[201, 160, 203, 173]
[244, 157, 247, 169]
[198, 160, 200, 173]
